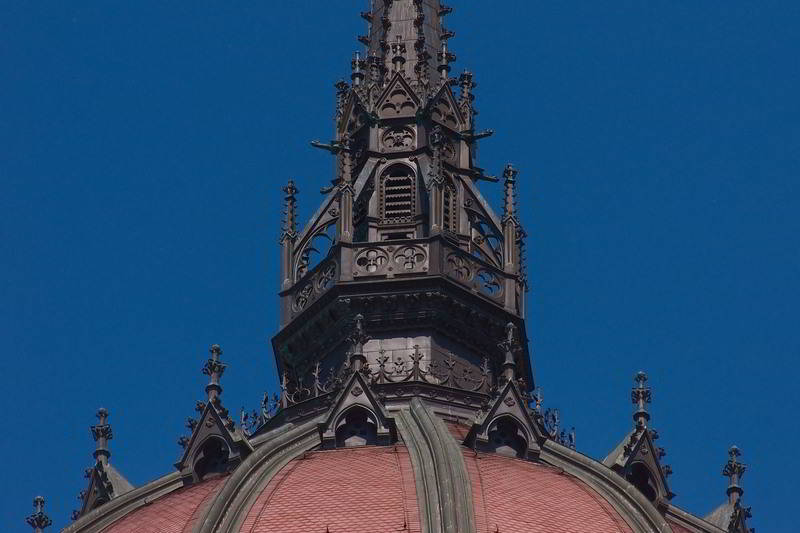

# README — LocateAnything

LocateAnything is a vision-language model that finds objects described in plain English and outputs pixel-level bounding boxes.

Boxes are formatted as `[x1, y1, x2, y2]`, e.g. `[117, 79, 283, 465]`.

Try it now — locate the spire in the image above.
[723, 445, 747, 505]
[90, 408, 112, 466]
[631, 371, 651, 429]
[361, 0, 450, 85]
[202, 344, 227, 403]
[26, 496, 52, 533]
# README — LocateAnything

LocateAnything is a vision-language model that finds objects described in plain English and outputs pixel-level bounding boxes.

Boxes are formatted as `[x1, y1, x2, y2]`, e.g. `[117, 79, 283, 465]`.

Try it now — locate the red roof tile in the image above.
[240, 446, 421, 533]
[463, 451, 633, 533]
[102, 475, 227, 533]
[668, 521, 694, 533]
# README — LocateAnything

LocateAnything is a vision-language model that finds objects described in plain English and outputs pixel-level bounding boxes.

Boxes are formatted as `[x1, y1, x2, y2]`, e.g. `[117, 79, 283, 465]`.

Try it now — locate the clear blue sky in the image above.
[2, 2, 797, 531]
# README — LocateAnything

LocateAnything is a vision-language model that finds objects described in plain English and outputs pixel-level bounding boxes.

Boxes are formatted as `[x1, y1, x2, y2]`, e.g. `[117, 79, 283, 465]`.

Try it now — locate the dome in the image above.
[84, 438, 637, 533]
[48, 2, 756, 533]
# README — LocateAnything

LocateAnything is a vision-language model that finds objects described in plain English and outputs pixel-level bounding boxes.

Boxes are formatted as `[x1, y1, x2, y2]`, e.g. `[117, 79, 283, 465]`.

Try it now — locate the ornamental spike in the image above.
[631, 371, 651, 429]
[281, 180, 299, 242]
[346, 314, 371, 372]
[90, 407, 113, 466]
[503, 164, 519, 220]
[723, 445, 747, 505]
[202, 344, 227, 402]
[26, 496, 52, 533]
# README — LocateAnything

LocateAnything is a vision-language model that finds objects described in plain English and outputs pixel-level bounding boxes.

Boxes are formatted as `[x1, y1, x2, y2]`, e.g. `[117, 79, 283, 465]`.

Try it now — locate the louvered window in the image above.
[380, 166, 416, 224]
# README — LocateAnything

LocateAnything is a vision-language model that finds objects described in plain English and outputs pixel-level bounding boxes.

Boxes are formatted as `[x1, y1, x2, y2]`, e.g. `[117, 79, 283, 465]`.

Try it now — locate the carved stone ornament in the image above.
[464, 379, 544, 460]
[381, 127, 415, 151]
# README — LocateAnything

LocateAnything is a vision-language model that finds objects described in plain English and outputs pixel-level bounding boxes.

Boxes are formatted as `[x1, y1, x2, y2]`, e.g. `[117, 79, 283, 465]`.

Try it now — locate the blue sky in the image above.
[2, 1, 797, 531]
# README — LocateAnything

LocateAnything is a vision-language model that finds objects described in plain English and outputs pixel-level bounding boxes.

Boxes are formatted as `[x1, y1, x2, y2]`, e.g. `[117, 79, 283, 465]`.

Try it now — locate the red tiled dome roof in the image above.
[96, 446, 637, 533]
[241, 446, 420, 533]
[463, 452, 633, 533]
[102, 475, 226, 533]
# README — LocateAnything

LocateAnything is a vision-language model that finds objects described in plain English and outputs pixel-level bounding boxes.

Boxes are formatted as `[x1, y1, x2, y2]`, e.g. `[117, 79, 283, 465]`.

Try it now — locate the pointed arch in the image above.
[334, 406, 379, 447]
[379, 163, 418, 225]
[486, 415, 529, 458]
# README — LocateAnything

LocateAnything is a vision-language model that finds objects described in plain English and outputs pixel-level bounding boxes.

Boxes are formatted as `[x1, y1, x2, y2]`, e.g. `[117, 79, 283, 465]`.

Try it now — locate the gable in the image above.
[338, 91, 370, 136]
[175, 401, 253, 483]
[376, 73, 421, 119]
[318, 371, 396, 448]
[464, 380, 543, 459]
[428, 83, 465, 131]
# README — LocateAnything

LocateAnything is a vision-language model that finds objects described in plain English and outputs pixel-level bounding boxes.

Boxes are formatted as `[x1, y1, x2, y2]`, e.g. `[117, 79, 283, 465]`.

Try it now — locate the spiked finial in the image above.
[351, 51, 366, 87]
[346, 314, 371, 372]
[498, 322, 520, 383]
[90, 408, 113, 466]
[390, 35, 407, 73]
[458, 70, 476, 119]
[631, 371, 652, 429]
[368, 53, 383, 85]
[202, 344, 227, 402]
[723, 445, 747, 505]
[26, 496, 52, 532]
[281, 180, 299, 242]
[503, 164, 519, 220]
[334, 80, 350, 121]
[437, 39, 456, 79]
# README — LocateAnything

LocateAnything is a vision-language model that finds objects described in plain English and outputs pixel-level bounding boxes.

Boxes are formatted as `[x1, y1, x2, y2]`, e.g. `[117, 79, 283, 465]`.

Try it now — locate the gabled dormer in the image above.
[463, 324, 543, 459]
[72, 409, 133, 521]
[604, 372, 674, 508]
[175, 345, 253, 484]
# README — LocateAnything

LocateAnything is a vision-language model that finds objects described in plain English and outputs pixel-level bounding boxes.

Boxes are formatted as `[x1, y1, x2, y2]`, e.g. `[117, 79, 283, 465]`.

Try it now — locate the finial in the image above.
[90, 407, 113, 466]
[351, 51, 365, 87]
[26, 496, 52, 532]
[346, 314, 371, 372]
[202, 344, 227, 403]
[631, 371, 651, 429]
[281, 180, 299, 242]
[390, 35, 407, 74]
[334, 79, 350, 121]
[503, 164, 519, 220]
[437, 40, 455, 79]
[723, 445, 747, 505]
[459, 70, 476, 104]
[534, 388, 543, 412]
[367, 53, 382, 85]
[497, 322, 520, 383]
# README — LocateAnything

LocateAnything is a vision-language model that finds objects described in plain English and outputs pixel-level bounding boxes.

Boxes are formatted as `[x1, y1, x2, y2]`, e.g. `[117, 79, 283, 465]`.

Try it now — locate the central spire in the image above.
[361, 0, 452, 86]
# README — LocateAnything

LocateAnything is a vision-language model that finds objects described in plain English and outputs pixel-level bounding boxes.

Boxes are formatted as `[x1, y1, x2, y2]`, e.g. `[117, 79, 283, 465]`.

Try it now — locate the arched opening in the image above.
[193, 437, 231, 481]
[335, 408, 378, 448]
[295, 223, 337, 280]
[487, 417, 528, 458]
[626, 462, 658, 502]
[379, 165, 416, 226]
